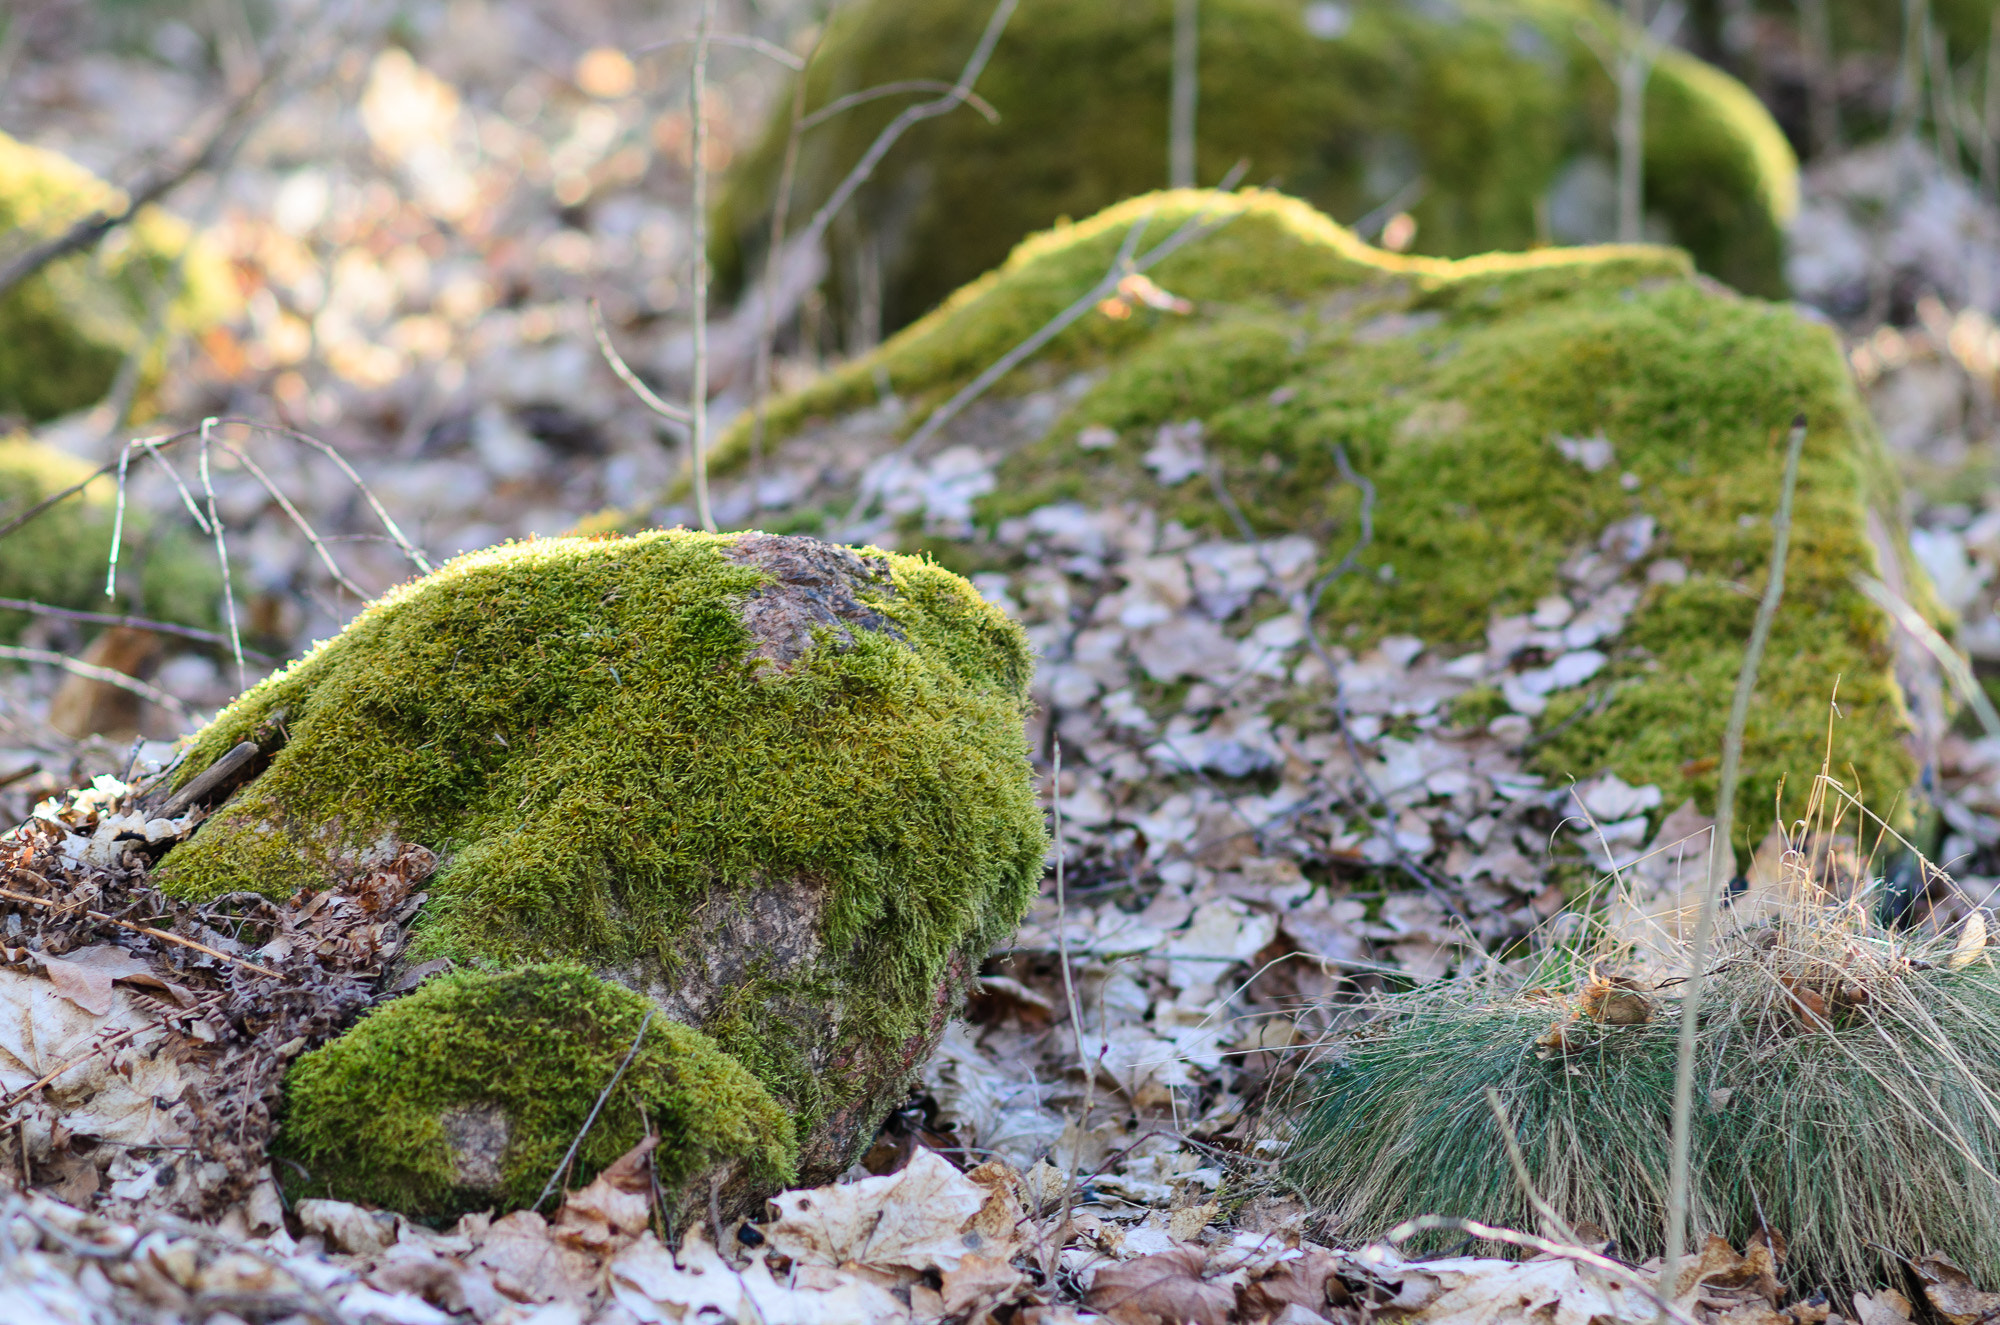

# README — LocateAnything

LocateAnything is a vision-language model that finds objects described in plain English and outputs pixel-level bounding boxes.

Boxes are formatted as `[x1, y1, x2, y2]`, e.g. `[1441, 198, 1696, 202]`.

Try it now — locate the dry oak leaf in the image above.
[554, 1135, 657, 1254]
[940, 1249, 1031, 1319]
[1914, 1252, 2000, 1325]
[1087, 1246, 1237, 1325]
[1237, 1248, 1351, 1321]
[762, 1148, 996, 1274]
[468, 1210, 599, 1304]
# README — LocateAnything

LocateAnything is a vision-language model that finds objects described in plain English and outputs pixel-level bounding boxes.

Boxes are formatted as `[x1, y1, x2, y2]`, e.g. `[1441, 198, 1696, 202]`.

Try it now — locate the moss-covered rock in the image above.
[715, 0, 1798, 337]
[157, 530, 1045, 1205]
[275, 965, 797, 1223]
[0, 433, 220, 635]
[0, 130, 235, 423]
[700, 187, 1925, 858]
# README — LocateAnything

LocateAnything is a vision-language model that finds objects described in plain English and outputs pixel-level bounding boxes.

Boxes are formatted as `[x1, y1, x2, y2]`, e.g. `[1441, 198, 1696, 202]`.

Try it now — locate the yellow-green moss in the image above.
[714, 187, 1921, 858]
[0, 131, 235, 422]
[157, 529, 1045, 1156]
[0, 434, 220, 634]
[714, 0, 1797, 338]
[276, 965, 796, 1221]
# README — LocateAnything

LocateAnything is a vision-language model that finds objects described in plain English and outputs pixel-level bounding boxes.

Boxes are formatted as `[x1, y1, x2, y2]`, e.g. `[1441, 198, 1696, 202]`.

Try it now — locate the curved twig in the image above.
[799, 80, 1000, 130]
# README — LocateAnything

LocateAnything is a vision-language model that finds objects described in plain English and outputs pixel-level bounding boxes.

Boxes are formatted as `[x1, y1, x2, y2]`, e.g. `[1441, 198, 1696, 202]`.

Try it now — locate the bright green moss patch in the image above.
[276, 965, 796, 1222]
[715, 0, 1796, 339]
[0, 131, 235, 423]
[158, 530, 1045, 1170]
[714, 187, 1921, 856]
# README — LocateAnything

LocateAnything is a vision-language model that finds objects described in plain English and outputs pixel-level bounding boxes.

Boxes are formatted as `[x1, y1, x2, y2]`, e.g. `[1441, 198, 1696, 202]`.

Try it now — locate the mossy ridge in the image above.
[711, 186, 1920, 853]
[714, 0, 1795, 338]
[0, 131, 235, 423]
[0, 434, 221, 637]
[157, 529, 1046, 1152]
[275, 964, 797, 1222]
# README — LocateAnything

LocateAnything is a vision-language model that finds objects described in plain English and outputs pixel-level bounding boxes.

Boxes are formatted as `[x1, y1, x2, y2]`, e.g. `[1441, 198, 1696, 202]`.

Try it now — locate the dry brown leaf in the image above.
[1238, 1249, 1349, 1321]
[468, 1210, 598, 1304]
[41, 945, 150, 1016]
[1168, 1202, 1218, 1243]
[763, 1149, 992, 1274]
[553, 1136, 656, 1254]
[941, 1249, 1031, 1318]
[1087, 1246, 1236, 1325]
[1851, 1288, 1915, 1325]
[1914, 1252, 2000, 1325]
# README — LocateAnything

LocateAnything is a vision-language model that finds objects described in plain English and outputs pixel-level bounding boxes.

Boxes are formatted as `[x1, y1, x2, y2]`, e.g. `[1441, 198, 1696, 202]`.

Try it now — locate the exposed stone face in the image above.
[724, 534, 910, 667]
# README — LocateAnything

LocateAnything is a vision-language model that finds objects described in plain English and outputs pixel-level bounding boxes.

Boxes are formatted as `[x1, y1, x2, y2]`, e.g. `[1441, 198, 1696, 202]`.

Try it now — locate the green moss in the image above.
[0, 131, 235, 423]
[157, 529, 1046, 1160]
[0, 433, 221, 636]
[709, 187, 1921, 858]
[715, 0, 1796, 340]
[276, 964, 796, 1221]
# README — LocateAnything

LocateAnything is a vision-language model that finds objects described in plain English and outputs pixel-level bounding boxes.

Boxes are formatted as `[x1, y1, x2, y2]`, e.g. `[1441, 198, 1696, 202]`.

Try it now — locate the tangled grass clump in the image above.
[1286, 861, 2000, 1295]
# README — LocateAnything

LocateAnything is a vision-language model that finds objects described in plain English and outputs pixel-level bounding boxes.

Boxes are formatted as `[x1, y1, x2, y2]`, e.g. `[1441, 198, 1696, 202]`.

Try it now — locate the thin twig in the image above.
[0, 599, 273, 661]
[689, 0, 719, 533]
[0, 646, 195, 725]
[1658, 413, 1806, 1320]
[797, 80, 999, 131]
[1857, 572, 2000, 740]
[633, 31, 805, 69]
[1483, 1086, 1585, 1246]
[0, 995, 226, 1111]
[790, 0, 1020, 265]
[197, 424, 246, 692]
[0, 886, 282, 979]
[589, 298, 691, 427]
[1169, 0, 1199, 189]
[878, 183, 1245, 480]
[535, 1008, 656, 1211]
[750, 29, 828, 507]
[217, 440, 369, 600]
[1383, 1216, 1704, 1325]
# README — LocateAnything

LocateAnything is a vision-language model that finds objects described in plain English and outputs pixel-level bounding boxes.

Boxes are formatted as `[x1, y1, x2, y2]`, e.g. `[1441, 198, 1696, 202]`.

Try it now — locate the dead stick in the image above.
[0, 887, 285, 980]
[0, 994, 226, 1111]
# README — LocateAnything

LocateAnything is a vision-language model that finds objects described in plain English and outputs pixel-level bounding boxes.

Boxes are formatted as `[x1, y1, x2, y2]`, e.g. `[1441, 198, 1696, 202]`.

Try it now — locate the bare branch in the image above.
[798, 80, 999, 131]
[1658, 413, 1806, 1319]
[633, 31, 805, 70]
[0, 68, 274, 302]
[690, 0, 719, 532]
[792, 0, 1021, 261]
[0, 598, 275, 662]
[217, 441, 370, 600]
[197, 423, 247, 693]
[0, 645, 195, 726]
[588, 299, 691, 426]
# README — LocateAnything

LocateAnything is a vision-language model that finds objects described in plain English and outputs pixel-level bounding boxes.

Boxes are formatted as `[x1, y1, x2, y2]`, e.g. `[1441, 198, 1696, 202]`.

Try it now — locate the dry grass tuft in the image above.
[1285, 775, 2000, 1296]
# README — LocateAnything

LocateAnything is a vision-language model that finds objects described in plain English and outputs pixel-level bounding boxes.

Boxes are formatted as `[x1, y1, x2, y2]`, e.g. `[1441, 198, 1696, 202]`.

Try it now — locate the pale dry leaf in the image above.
[763, 1149, 991, 1273]
[1852, 1289, 1915, 1325]
[1166, 1202, 1218, 1243]
[554, 1136, 656, 1253]
[0, 965, 186, 1147]
[1376, 1253, 1658, 1325]
[609, 1230, 745, 1323]
[468, 1210, 598, 1305]
[941, 1249, 1030, 1318]
[1913, 1254, 2000, 1325]
[1086, 1246, 1236, 1325]
[296, 1199, 397, 1256]
[40, 945, 150, 1016]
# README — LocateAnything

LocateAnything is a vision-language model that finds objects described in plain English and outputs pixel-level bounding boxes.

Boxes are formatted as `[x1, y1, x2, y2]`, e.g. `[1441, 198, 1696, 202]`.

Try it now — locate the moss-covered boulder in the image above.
[0, 433, 220, 635]
[276, 965, 797, 1223]
[155, 530, 1045, 1212]
[715, 0, 1798, 338]
[697, 187, 1924, 863]
[0, 130, 235, 423]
